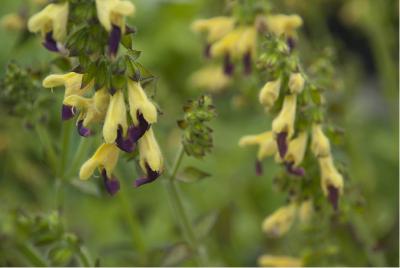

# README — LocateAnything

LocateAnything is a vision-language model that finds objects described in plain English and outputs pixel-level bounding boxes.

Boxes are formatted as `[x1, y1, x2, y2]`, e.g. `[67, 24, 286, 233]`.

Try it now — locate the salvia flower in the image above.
[27, 2, 69, 52]
[239, 131, 276, 175]
[1, 13, 25, 31]
[80, 143, 120, 195]
[96, 0, 135, 56]
[318, 155, 344, 210]
[127, 80, 157, 127]
[283, 131, 308, 176]
[189, 65, 231, 93]
[264, 14, 303, 37]
[42, 72, 92, 120]
[258, 254, 303, 267]
[262, 203, 297, 237]
[135, 128, 163, 187]
[288, 72, 305, 94]
[311, 124, 331, 158]
[103, 90, 128, 146]
[259, 79, 281, 109]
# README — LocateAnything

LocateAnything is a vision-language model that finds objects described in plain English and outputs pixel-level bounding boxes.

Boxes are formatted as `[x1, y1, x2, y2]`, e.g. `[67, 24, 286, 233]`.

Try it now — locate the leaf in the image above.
[194, 211, 218, 240]
[177, 166, 210, 183]
[161, 242, 192, 266]
[70, 179, 101, 197]
[121, 35, 132, 49]
[127, 49, 142, 61]
[48, 246, 73, 266]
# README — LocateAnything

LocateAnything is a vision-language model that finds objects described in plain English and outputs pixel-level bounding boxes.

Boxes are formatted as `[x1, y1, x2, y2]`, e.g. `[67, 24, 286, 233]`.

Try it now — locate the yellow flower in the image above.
[103, 90, 128, 144]
[210, 27, 244, 58]
[272, 95, 297, 138]
[27, 2, 69, 41]
[191, 16, 235, 43]
[262, 203, 297, 237]
[236, 26, 257, 57]
[189, 65, 231, 93]
[42, 72, 93, 120]
[259, 79, 281, 108]
[80, 143, 120, 195]
[319, 156, 344, 209]
[264, 14, 303, 37]
[96, 0, 135, 33]
[311, 124, 331, 158]
[135, 128, 163, 187]
[285, 131, 308, 167]
[298, 199, 313, 224]
[42, 72, 92, 97]
[80, 143, 119, 180]
[258, 255, 303, 267]
[127, 80, 157, 126]
[239, 131, 277, 161]
[63, 88, 109, 136]
[288, 72, 305, 94]
[1, 13, 25, 31]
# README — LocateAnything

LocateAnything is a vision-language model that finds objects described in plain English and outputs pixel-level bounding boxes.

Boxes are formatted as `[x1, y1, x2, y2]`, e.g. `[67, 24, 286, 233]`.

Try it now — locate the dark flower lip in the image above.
[327, 185, 339, 211]
[285, 162, 305, 177]
[243, 51, 252, 75]
[116, 125, 135, 153]
[277, 132, 288, 158]
[101, 169, 120, 196]
[223, 53, 234, 76]
[129, 112, 150, 142]
[77, 120, 92, 137]
[255, 160, 263, 176]
[61, 105, 75, 121]
[109, 24, 122, 57]
[134, 163, 161, 187]
[287, 37, 296, 52]
[43, 31, 59, 52]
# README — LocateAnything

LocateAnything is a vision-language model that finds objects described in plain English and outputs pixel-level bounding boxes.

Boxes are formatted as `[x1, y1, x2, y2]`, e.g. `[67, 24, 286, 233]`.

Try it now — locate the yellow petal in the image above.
[289, 72, 305, 94]
[96, 0, 135, 32]
[262, 203, 297, 237]
[319, 156, 344, 195]
[127, 80, 157, 125]
[138, 128, 163, 172]
[265, 14, 303, 36]
[189, 65, 231, 92]
[272, 94, 297, 137]
[103, 90, 127, 143]
[259, 79, 281, 108]
[285, 131, 308, 166]
[79, 143, 120, 180]
[311, 124, 331, 158]
[191, 16, 235, 43]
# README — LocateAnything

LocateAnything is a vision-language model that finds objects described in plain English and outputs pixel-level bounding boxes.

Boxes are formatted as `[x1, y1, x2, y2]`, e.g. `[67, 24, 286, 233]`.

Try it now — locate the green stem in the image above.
[35, 124, 58, 174]
[164, 146, 208, 266]
[115, 170, 147, 262]
[59, 121, 73, 179]
[17, 242, 48, 267]
[66, 137, 92, 179]
[77, 246, 91, 267]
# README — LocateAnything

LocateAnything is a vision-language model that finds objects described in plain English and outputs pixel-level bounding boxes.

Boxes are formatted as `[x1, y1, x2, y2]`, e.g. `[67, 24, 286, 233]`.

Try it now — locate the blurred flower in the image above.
[42, 72, 92, 120]
[318, 155, 344, 210]
[135, 128, 163, 187]
[288, 73, 305, 94]
[272, 94, 297, 157]
[283, 131, 308, 176]
[239, 131, 277, 175]
[298, 199, 314, 224]
[262, 203, 297, 237]
[80, 143, 120, 195]
[311, 124, 331, 158]
[1, 13, 25, 31]
[258, 254, 303, 267]
[96, 0, 135, 56]
[259, 79, 281, 109]
[27, 2, 69, 52]
[264, 14, 303, 37]
[189, 65, 231, 93]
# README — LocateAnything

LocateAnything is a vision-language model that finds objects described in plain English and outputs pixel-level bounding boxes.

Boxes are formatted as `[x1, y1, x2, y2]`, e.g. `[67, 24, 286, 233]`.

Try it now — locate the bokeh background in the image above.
[0, 0, 398, 266]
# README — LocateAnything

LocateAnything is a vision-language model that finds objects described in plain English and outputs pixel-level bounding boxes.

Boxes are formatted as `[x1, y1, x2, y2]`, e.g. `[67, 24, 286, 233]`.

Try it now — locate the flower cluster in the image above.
[28, 0, 163, 195]
[238, 9, 344, 248]
[190, 11, 302, 93]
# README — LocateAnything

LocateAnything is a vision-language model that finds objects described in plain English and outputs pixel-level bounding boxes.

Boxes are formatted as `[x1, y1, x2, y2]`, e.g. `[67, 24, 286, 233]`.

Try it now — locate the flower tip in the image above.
[277, 132, 288, 158]
[77, 120, 92, 137]
[327, 185, 339, 210]
[102, 170, 120, 196]
[61, 105, 75, 120]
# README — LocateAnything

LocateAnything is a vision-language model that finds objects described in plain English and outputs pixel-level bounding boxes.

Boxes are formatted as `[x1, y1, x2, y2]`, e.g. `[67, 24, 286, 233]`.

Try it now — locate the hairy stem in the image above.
[164, 145, 208, 266]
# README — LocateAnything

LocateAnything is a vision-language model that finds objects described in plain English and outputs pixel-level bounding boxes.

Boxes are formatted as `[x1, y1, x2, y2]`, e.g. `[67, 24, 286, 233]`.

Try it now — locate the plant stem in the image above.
[35, 124, 58, 174]
[66, 137, 92, 179]
[164, 145, 208, 266]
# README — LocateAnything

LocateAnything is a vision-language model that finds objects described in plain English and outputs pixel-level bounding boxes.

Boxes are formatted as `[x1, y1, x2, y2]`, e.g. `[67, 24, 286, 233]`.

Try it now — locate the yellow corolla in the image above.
[264, 14, 303, 37]
[96, 0, 135, 33]
[288, 72, 305, 94]
[239, 131, 277, 161]
[189, 65, 231, 93]
[311, 124, 331, 158]
[319, 155, 344, 200]
[127, 80, 158, 126]
[191, 16, 235, 43]
[259, 79, 281, 108]
[262, 203, 297, 237]
[28, 2, 69, 41]
[285, 131, 308, 167]
[103, 90, 128, 144]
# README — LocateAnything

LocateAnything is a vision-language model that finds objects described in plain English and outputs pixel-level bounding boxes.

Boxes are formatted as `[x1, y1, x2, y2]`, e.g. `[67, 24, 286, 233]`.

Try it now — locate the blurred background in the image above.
[0, 0, 398, 266]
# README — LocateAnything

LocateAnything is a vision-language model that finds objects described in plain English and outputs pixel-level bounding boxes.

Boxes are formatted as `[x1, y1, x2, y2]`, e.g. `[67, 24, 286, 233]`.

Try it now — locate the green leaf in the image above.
[177, 166, 210, 183]
[194, 212, 218, 240]
[161, 242, 192, 266]
[48, 246, 73, 266]
[121, 35, 133, 50]
[127, 49, 142, 61]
